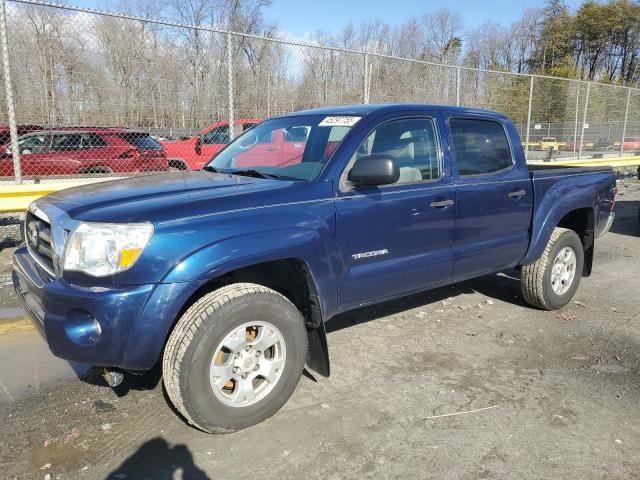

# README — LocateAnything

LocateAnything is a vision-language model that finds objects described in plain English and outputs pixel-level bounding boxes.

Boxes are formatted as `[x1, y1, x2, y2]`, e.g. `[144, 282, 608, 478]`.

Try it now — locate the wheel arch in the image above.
[172, 258, 331, 377]
[121, 229, 335, 376]
[521, 200, 596, 277]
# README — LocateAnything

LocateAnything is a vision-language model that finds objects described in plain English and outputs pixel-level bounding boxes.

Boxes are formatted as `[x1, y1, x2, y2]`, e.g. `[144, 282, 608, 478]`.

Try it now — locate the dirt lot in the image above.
[0, 181, 639, 480]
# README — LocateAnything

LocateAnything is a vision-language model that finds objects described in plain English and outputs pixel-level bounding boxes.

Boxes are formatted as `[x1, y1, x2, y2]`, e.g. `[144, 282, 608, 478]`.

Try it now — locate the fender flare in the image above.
[121, 227, 337, 371]
[521, 186, 596, 265]
[162, 227, 336, 312]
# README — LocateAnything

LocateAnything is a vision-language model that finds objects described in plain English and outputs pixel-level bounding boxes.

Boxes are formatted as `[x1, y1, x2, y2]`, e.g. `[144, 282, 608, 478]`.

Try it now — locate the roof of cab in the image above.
[275, 103, 508, 119]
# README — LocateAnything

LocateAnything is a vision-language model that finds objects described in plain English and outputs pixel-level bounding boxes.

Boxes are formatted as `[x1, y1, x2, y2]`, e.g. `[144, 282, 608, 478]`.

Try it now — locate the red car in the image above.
[622, 137, 640, 151]
[161, 119, 261, 170]
[0, 127, 168, 177]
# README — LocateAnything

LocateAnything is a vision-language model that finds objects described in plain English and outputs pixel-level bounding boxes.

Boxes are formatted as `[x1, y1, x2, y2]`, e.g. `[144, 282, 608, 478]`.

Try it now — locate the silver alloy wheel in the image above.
[209, 321, 286, 408]
[551, 246, 577, 295]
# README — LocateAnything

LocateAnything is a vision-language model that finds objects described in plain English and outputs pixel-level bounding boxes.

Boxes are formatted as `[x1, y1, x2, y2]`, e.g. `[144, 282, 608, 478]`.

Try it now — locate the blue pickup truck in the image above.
[13, 104, 616, 433]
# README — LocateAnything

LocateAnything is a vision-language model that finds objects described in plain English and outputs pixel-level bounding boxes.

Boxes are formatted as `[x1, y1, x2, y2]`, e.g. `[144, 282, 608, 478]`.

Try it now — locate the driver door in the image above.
[335, 115, 455, 308]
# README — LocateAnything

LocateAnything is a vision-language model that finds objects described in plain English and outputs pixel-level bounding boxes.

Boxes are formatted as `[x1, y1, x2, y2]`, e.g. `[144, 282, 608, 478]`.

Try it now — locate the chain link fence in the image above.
[1, 0, 640, 183]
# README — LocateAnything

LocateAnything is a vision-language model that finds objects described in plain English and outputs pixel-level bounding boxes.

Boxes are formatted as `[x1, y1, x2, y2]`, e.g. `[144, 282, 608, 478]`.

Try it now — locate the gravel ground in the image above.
[0, 181, 638, 479]
[0, 214, 22, 309]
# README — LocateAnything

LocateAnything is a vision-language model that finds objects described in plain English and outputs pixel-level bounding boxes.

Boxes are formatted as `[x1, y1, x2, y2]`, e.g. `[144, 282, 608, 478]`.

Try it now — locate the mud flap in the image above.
[306, 321, 330, 377]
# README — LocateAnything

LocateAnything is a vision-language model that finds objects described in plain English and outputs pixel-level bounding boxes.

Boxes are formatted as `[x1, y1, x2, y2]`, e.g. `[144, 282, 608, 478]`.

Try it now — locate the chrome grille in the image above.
[25, 211, 55, 274]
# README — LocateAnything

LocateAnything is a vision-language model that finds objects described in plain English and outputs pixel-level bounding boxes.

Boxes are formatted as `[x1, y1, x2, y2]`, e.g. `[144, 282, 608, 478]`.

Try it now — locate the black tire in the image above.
[168, 159, 188, 171]
[82, 166, 113, 175]
[521, 228, 584, 310]
[163, 283, 308, 433]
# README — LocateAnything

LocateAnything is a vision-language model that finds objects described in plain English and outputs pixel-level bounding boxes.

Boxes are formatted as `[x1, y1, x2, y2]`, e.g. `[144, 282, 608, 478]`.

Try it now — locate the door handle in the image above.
[508, 190, 527, 198]
[430, 199, 455, 208]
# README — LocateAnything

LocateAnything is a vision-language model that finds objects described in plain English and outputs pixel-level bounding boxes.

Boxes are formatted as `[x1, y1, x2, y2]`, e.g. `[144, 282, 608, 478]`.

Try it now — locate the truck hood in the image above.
[38, 171, 304, 223]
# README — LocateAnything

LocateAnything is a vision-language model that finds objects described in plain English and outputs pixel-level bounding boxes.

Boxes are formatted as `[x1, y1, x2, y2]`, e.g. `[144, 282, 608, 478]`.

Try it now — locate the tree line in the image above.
[0, 0, 638, 134]
[315, 0, 640, 86]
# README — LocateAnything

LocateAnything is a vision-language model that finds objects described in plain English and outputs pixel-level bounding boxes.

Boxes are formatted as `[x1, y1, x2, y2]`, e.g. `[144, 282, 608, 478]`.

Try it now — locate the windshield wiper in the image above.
[228, 169, 282, 180]
[202, 165, 222, 173]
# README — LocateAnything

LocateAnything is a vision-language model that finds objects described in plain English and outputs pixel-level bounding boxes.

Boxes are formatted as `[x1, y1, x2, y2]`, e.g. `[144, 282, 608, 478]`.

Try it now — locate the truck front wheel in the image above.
[521, 228, 584, 310]
[163, 283, 308, 433]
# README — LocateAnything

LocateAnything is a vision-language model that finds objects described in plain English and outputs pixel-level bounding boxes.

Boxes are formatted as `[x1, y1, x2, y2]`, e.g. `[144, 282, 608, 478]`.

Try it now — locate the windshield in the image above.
[206, 115, 359, 181]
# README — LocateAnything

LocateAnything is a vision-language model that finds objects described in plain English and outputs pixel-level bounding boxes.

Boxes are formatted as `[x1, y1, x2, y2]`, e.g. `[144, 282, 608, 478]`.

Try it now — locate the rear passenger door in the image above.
[336, 115, 455, 308]
[447, 116, 533, 280]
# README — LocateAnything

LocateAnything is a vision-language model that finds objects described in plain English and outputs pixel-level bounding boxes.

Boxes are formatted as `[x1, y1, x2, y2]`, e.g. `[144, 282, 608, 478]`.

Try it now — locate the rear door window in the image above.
[51, 134, 82, 151]
[450, 118, 513, 176]
[80, 133, 107, 148]
[118, 133, 163, 150]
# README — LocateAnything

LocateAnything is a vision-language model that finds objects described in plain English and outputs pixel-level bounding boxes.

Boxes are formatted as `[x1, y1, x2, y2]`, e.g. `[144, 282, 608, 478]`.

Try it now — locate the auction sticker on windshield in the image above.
[318, 116, 361, 127]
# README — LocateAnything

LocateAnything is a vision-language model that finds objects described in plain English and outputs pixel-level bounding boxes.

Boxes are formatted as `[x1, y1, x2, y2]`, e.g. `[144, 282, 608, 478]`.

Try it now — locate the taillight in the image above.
[119, 149, 140, 159]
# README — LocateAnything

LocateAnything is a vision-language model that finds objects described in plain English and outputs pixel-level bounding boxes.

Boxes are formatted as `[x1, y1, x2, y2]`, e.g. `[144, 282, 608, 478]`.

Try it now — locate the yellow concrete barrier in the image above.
[0, 181, 93, 213]
[529, 155, 640, 168]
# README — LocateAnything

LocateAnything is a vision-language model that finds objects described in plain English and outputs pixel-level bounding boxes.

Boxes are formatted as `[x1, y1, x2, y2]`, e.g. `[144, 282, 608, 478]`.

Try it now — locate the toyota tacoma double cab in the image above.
[13, 104, 616, 433]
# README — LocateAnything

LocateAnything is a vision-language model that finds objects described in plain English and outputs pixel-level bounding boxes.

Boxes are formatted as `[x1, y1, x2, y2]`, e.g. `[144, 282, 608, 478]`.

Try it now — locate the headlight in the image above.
[64, 222, 153, 277]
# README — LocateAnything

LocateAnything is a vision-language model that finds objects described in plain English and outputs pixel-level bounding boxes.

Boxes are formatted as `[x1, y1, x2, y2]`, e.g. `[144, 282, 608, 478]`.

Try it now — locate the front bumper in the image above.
[12, 246, 198, 370]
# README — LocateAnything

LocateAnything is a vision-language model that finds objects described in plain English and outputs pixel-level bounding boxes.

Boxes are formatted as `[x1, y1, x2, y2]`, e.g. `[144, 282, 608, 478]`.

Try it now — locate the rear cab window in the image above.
[449, 118, 513, 176]
[203, 126, 229, 144]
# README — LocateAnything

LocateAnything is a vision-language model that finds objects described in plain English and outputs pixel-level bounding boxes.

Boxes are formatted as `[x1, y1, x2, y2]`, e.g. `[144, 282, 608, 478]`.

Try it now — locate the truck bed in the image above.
[520, 162, 616, 266]
[527, 162, 613, 176]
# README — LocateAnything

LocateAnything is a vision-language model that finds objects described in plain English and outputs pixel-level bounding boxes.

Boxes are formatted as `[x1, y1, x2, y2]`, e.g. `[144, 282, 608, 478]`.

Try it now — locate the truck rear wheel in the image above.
[521, 227, 584, 310]
[163, 283, 308, 433]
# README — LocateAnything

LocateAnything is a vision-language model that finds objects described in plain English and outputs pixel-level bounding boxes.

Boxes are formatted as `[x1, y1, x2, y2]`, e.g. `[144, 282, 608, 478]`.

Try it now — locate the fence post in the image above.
[573, 84, 580, 158]
[0, 0, 21, 184]
[524, 76, 533, 159]
[578, 81, 590, 160]
[226, 32, 235, 140]
[362, 53, 369, 104]
[620, 87, 631, 157]
[455, 67, 461, 106]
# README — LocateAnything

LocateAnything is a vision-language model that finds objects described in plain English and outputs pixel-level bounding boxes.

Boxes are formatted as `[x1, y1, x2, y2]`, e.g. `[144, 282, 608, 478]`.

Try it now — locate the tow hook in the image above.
[102, 368, 124, 388]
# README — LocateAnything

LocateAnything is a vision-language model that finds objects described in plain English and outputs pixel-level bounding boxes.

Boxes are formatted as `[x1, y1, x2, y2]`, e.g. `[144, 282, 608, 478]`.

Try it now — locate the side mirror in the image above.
[195, 135, 203, 155]
[347, 155, 399, 186]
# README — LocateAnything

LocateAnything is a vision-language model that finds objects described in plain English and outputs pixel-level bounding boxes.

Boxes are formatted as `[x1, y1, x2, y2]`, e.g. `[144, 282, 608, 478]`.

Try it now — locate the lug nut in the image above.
[255, 351, 260, 357]
[254, 364, 259, 371]
[233, 366, 240, 374]
[242, 373, 248, 379]
[235, 353, 241, 359]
